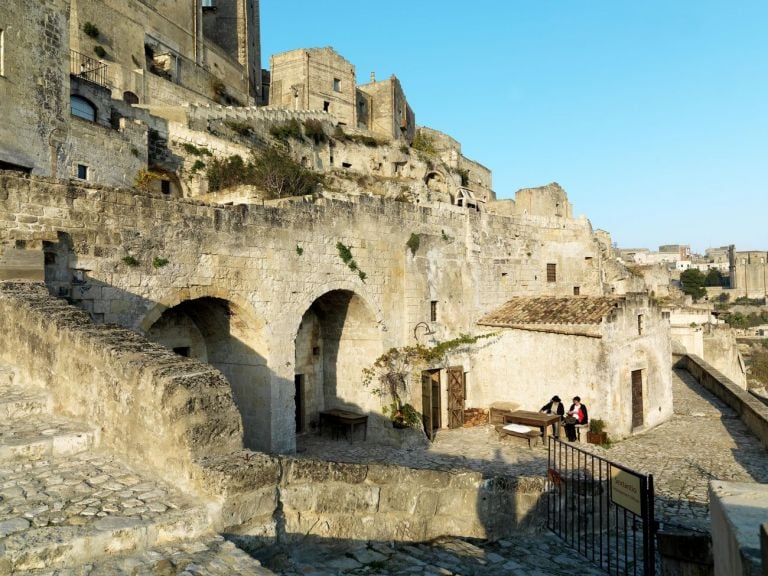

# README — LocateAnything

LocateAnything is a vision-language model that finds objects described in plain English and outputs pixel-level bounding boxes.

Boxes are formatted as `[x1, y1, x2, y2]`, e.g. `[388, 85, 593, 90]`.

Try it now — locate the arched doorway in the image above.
[293, 290, 382, 434]
[145, 297, 269, 450]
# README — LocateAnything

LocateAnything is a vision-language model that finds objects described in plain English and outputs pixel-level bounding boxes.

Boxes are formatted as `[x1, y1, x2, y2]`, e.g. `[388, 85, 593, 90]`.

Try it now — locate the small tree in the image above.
[251, 146, 322, 198]
[680, 269, 707, 301]
[705, 268, 723, 287]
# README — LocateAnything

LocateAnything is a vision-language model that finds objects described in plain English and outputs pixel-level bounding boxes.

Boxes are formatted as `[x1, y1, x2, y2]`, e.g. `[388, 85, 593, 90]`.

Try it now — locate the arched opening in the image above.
[425, 171, 446, 193]
[70, 95, 97, 122]
[123, 91, 139, 105]
[146, 297, 269, 449]
[294, 290, 382, 434]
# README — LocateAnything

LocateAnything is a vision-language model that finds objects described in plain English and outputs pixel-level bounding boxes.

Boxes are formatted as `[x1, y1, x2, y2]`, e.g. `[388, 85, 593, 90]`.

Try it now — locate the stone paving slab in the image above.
[248, 533, 610, 576]
[24, 535, 275, 576]
[0, 451, 209, 572]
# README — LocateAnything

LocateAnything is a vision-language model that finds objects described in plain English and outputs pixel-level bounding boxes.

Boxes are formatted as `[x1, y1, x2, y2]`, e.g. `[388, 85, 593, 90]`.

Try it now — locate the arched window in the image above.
[123, 91, 139, 105]
[71, 95, 97, 122]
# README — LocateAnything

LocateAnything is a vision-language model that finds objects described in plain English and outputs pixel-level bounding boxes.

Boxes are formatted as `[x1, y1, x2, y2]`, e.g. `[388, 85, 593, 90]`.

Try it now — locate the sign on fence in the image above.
[610, 468, 643, 515]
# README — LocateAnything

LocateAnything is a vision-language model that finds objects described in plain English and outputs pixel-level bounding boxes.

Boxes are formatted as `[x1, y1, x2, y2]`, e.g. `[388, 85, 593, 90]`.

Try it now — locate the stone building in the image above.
[731, 249, 768, 298]
[356, 74, 415, 142]
[474, 294, 672, 439]
[69, 0, 261, 106]
[269, 47, 357, 125]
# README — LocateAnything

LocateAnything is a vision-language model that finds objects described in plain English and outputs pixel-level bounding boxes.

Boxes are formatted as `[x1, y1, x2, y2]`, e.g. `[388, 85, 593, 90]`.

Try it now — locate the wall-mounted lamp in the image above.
[413, 321, 435, 340]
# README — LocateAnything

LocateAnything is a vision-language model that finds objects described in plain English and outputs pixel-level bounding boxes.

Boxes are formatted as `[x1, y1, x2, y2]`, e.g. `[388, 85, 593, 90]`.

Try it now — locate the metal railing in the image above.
[547, 437, 657, 575]
[69, 50, 108, 88]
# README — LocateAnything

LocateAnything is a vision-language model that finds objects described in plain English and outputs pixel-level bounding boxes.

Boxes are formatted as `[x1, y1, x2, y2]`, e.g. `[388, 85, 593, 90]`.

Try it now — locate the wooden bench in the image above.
[494, 424, 541, 448]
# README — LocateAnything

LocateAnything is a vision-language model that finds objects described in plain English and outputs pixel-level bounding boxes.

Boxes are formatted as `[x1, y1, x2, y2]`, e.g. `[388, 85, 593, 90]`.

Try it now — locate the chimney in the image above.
[370, 71, 376, 83]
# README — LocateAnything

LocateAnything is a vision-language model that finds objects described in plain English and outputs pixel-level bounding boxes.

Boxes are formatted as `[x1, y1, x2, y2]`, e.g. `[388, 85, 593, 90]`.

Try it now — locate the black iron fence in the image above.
[69, 50, 108, 88]
[547, 437, 657, 575]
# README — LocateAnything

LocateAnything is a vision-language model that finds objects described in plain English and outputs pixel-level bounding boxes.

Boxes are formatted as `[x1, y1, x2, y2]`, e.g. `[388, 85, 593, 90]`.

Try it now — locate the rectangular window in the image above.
[0, 29, 5, 77]
[323, 101, 330, 112]
[161, 180, 171, 194]
[333, 78, 341, 92]
[573, 286, 580, 295]
[637, 314, 644, 335]
[430, 300, 438, 322]
[76, 164, 89, 180]
[546, 263, 557, 283]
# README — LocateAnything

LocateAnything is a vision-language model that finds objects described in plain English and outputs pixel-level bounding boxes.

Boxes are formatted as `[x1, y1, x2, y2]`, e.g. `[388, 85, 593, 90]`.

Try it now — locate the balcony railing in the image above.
[70, 50, 108, 88]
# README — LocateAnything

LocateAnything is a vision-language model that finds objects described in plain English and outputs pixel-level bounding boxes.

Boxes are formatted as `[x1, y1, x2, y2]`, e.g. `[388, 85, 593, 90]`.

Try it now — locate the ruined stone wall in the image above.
[356, 77, 415, 143]
[513, 183, 573, 218]
[0, 0, 70, 175]
[0, 172, 608, 451]
[0, 282, 243, 492]
[703, 325, 746, 389]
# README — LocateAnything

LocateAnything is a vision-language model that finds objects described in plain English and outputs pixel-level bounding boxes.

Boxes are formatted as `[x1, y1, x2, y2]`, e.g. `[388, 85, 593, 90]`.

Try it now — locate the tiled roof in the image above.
[478, 296, 622, 328]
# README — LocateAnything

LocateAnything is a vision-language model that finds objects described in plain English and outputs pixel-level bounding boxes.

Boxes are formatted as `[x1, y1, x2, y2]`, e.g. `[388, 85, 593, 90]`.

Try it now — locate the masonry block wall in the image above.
[1, 172, 635, 452]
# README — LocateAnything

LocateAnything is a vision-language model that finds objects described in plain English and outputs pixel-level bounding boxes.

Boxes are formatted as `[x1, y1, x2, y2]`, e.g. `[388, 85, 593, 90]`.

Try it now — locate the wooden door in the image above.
[631, 369, 643, 429]
[421, 370, 441, 440]
[447, 366, 465, 429]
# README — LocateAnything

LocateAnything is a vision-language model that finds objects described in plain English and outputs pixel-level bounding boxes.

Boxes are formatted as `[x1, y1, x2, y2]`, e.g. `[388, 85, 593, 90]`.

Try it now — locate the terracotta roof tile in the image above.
[478, 296, 622, 327]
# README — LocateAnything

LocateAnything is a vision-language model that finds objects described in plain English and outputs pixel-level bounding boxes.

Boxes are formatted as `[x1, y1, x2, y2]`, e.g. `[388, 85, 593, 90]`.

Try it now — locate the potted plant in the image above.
[586, 419, 608, 445]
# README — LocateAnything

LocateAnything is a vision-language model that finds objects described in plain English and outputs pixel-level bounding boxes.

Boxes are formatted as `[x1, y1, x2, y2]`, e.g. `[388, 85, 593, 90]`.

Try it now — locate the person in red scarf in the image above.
[564, 396, 588, 441]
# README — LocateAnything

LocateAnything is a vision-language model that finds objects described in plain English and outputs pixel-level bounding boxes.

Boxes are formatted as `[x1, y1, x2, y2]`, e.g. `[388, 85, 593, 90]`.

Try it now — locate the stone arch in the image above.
[424, 170, 447, 193]
[141, 291, 271, 450]
[291, 283, 385, 435]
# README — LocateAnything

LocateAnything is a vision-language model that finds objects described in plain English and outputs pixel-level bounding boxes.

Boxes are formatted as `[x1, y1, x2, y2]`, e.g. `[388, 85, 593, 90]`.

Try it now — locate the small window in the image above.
[323, 101, 330, 112]
[71, 95, 97, 121]
[123, 91, 139, 105]
[173, 346, 191, 357]
[202, 0, 215, 8]
[637, 314, 644, 335]
[546, 263, 557, 283]
[0, 29, 5, 77]
[76, 164, 89, 180]
[573, 286, 580, 296]
[430, 301, 438, 322]
[161, 180, 171, 194]
[662, 311, 670, 320]
[333, 78, 341, 92]
[341, 162, 352, 168]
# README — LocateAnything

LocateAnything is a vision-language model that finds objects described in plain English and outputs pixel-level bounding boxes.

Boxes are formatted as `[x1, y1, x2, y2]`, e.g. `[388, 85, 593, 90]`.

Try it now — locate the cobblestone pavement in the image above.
[27, 536, 274, 576]
[249, 533, 610, 576]
[297, 368, 768, 534]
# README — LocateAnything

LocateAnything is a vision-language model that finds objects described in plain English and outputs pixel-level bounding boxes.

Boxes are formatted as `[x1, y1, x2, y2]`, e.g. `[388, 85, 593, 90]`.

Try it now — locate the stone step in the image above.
[23, 535, 276, 575]
[0, 385, 51, 421]
[0, 415, 94, 463]
[0, 452, 212, 573]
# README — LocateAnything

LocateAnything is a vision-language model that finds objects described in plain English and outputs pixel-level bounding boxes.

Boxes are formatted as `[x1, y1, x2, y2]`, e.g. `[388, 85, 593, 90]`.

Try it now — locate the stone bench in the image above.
[494, 423, 541, 448]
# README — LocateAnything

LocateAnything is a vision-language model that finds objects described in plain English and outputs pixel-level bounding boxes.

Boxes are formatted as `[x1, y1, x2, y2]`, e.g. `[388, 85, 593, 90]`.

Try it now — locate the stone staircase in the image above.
[0, 364, 272, 575]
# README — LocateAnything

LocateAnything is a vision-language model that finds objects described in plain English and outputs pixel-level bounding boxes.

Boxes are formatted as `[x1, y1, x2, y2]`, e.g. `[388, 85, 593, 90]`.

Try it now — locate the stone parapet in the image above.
[0, 281, 244, 493]
[681, 355, 768, 448]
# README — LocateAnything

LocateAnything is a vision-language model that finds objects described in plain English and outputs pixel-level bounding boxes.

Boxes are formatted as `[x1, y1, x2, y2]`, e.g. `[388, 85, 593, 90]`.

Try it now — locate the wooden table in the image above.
[503, 410, 560, 438]
[319, 409, 368, 441]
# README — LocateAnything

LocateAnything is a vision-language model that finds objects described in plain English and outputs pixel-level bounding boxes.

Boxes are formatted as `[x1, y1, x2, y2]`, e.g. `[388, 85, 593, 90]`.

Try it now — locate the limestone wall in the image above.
[732, 251, 768, 299]
[0, 0, 70, 175]
[0, 282, 243, 492]
[198, 453, 548, 541]
[703, 325, 747, 389]
[0, 172, 621, 452]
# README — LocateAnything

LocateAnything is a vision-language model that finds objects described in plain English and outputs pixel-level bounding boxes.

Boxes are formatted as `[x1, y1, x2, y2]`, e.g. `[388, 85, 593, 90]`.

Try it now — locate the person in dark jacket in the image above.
[564, 396, 588, 441]
[540, 395, 565, 437]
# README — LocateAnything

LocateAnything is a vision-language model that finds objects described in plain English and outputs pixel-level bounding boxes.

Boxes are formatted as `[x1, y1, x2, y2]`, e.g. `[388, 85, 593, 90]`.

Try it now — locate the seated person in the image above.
[564, 396, 588, 441]
[540, 395, 564, 437]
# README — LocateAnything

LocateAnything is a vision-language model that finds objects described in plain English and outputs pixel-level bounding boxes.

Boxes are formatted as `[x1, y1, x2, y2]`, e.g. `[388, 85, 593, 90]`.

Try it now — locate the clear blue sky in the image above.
[262, 1, 767, 253]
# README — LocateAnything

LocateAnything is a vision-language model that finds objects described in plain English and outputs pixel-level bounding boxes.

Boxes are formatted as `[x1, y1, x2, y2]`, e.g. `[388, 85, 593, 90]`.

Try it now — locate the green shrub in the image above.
[205, 148, 322, 198]
[270, 119, 303, 141]
[182, 143, 212, 157]
[406, 233, 420, 255]
[122, 255, 139, 267]
[412, 131, 437, 155]
[83, 22, 100, 38]
[93, 45, 106, 59]
[224, 120, 253, 137]
[190, 160, 206, 174]
[296, 245, 303, 256]
[152, 257, 169, 268]
[303, 119, 327, 144]
[589, 419, 606, 433]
